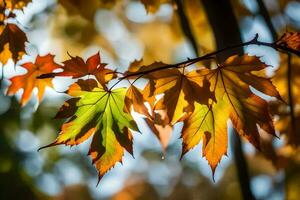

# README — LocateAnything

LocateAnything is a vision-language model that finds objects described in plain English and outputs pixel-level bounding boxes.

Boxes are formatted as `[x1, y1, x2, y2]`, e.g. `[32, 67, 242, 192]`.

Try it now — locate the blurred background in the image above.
[1, 0, 300, 199]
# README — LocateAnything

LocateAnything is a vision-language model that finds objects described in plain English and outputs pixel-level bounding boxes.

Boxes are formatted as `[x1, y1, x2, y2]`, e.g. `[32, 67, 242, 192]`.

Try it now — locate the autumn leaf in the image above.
[125, 85, 152, 118]
[145, 111, 172, 152]
[0, 23, 27, 65]
[7, 54, 61, 106]
[152, 68, 214, 124]
[40, 79, 139, 181]
[39, 52, 116, 88]
[181, 55, 281, 173]
[126, 60, 215, 124]
[142, 79, 156, 113]
[277, 32, 300, 52]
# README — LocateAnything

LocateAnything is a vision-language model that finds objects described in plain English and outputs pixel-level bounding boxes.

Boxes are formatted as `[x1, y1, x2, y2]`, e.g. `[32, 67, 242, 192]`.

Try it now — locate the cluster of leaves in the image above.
[2, 0, 300, 185]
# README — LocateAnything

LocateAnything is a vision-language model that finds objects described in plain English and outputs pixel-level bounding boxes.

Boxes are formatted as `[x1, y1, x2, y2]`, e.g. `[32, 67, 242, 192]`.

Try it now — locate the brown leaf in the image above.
[277, 32, 300, 52]
[0, 23, 27, 65]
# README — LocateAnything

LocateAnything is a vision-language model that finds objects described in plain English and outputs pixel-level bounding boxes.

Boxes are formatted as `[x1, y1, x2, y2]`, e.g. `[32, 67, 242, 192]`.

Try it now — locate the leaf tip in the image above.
[37, 141, 59, 152]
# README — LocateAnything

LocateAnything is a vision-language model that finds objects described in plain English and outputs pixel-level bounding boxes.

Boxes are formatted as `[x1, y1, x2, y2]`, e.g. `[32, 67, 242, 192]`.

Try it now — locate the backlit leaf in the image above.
[41, 79, 139, 181]
[125, 85, 152, 118]
[181, 55, 281, 173]
[7, 54, 61, 106]
[152, 68, 214, 124]
[39, 52, 116, 88]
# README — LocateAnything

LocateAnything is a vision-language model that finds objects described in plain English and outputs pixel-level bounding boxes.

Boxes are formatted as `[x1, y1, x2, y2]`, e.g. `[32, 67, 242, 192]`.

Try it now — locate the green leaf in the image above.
[40, 79, 138, 181]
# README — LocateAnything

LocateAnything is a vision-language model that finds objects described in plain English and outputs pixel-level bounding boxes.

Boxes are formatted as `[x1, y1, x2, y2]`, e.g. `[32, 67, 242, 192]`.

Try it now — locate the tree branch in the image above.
[120, 35, 300, 80]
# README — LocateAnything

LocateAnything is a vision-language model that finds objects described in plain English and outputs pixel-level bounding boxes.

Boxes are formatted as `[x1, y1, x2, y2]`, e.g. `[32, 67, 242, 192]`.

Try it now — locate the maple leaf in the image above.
[39, 52, 115, 88]
[40, 79, 139, 181]
[152, 68, 214, 124]
[277, 32, 300, 52]
[181, 55, 281, 173]
[126, 60, 215, 123]
[0, 23, 27, 65]
[7, 54, 61, 106]
[145, 111, 172, 152]
[124, 85, 152, 118]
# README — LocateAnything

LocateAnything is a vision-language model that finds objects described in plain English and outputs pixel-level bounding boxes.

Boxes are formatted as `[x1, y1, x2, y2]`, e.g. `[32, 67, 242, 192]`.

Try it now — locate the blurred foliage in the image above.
[1, 0, 300, 199]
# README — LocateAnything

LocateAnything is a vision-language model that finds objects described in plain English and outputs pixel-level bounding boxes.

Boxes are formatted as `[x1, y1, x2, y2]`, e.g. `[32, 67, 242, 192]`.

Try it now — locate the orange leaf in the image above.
[153, 68, 214, 124]
[39, 52, 116, 88]
[277, 32, 300, 52]
[7, 54, 61, 106]
[125, 85, 152, 118]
